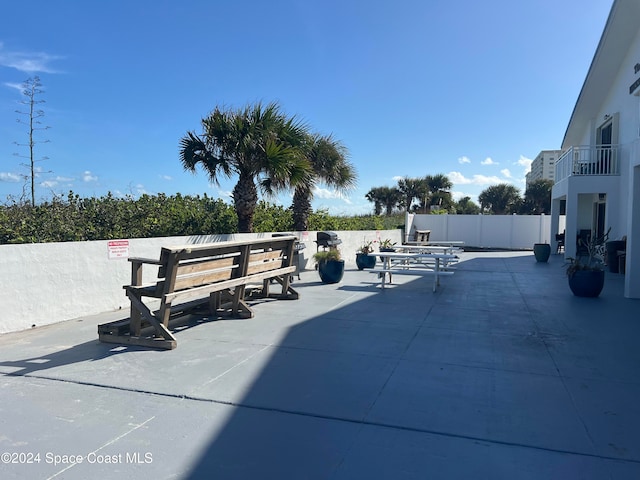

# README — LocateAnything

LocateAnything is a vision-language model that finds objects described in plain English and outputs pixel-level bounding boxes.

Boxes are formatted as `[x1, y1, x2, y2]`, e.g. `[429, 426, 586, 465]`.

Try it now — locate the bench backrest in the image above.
[154, 236, 296, 295]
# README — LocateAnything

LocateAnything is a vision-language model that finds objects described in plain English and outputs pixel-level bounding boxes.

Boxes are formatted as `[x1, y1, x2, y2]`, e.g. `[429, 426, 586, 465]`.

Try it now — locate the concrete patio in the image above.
[1, 251, 639, 479]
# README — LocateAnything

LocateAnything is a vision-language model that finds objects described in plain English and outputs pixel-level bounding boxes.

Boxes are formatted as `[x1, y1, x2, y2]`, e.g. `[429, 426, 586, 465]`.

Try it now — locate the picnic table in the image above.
[368, 251, 457, 292]
[393, 244, 461, 255]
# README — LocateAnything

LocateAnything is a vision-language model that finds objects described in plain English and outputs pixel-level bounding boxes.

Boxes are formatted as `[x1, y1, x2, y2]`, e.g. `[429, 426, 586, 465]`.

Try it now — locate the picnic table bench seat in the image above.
[98, 236, 299, 350]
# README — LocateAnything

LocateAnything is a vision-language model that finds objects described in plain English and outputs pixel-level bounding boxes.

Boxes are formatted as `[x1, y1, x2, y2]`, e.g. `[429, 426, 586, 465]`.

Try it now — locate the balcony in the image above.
[555, 145, 620, 182]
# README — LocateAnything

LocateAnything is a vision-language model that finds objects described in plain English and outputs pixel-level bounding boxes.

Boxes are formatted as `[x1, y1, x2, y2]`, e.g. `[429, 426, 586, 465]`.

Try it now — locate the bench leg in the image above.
[217, 289, 254, 318]
[130, 302, 142, 336]
[267, 275, 299, 300]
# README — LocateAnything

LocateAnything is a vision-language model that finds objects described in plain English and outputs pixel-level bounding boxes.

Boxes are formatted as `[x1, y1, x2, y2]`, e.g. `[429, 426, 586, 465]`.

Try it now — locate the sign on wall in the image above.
[107, 240, 129, 259]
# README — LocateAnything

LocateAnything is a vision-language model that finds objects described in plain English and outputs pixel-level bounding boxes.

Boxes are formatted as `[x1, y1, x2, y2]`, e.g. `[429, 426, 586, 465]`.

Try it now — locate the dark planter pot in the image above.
[355, 253, 376, 270]
[379, 247, 395, 262]
[568, 269, 605, 297]
[533, 243, 551, 263]
[318, 260, 345, 284]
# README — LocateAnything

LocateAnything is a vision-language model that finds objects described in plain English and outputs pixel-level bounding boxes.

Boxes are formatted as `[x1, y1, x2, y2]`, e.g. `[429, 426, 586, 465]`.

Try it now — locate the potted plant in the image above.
[313, 249, 345, 284]
[355, 241, 376, 270]
[379, 238, 396, 261]
[566, 228, 610, 297]
[533, 243, 551, 263]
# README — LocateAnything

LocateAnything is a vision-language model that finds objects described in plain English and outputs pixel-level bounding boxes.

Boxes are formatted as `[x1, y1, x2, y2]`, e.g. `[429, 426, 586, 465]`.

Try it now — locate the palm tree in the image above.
[365, 187, 385, 215]
[179, 102, 311, 233]
[478, 183, 522, 214]
[523, 179, 553, 214]
[381, 186, 402, 215]
[424, 173, 454, 212]
[291, 134, 356, 231]
[455, 196, 481, 214]
[366, 186, 402, 215]
[397, 177, 424, 212]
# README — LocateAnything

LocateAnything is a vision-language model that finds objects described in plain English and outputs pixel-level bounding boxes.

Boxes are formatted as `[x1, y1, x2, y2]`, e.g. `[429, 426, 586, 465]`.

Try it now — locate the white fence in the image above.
[0, 229, 402, 334]
[406, 214, 565, 250]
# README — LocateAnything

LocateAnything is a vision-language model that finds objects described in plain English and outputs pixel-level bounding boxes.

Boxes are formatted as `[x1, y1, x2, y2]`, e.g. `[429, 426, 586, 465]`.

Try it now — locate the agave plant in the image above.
[566, 228, 610, 277]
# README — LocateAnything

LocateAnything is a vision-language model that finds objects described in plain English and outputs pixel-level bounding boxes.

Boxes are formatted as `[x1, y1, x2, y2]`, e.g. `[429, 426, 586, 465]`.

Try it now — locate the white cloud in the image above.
[448, 171, 503, 186]
[216, 189, 233, 199]
[0, 172, 21, 182]
[314, 186, 353, 204]
[55, 176, 74, 183]
[40, 180, 58, 188]
[481, 157, 497, 166]
[135, 184, 148, 195]
[3, 82, 23, 92]
[159, 174, 172, 181]
[458, 156, 471, 164]
[451, 190, 480, 204]
[0, 43, 63, 73]
[83, 171, 98, 182]
[517, 155, 533, 173]
[501, 169, 512, 178]
[391, 175, 404, 182]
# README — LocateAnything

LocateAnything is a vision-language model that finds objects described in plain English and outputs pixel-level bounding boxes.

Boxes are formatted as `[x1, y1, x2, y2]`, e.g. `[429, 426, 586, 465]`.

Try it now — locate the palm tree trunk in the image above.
[292, 187, 312, 232]
[233, 173, 258, 233]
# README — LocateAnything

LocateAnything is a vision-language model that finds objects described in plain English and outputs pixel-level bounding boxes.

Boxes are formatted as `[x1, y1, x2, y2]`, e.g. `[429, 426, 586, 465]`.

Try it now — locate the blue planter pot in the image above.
[318, 260, 345, 284]
[356, 253, 376, 270]
[568, 269, 605, 297]
[533, 243, 551, 263]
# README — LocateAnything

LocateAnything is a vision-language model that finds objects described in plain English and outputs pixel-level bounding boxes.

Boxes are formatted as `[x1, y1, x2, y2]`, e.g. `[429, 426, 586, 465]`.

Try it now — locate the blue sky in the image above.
[0, 0, 613, 215]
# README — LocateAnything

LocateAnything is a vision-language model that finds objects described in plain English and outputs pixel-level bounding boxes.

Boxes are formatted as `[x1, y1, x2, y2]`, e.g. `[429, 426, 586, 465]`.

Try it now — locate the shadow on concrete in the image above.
[0, 340, 139, 376]
[180, 254, 640, 478]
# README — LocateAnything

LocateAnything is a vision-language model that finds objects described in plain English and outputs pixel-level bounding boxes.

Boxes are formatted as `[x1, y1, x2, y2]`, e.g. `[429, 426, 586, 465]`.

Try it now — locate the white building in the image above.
[526, 150, 562, 185]
[550, 0, 640, 298]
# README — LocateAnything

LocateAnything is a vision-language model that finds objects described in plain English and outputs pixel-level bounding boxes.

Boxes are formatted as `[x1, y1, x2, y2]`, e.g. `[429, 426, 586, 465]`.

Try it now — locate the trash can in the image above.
[606, 240, 626, 273]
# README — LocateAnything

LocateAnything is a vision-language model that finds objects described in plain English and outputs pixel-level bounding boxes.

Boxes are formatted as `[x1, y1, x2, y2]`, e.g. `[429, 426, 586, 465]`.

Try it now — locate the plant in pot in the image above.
[566, 228, 610, 297]
[313, 249, 345, 284]
[379, 238, 396, 260]
[355, 241, 376, 270]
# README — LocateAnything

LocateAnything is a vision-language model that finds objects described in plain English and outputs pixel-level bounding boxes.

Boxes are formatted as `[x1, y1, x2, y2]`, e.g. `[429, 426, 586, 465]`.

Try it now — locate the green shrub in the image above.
[0, 193, 404, 244]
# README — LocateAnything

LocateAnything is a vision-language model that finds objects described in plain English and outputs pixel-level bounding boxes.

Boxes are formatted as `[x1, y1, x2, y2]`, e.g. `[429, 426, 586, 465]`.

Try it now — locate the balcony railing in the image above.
[555, 145, 620, 182]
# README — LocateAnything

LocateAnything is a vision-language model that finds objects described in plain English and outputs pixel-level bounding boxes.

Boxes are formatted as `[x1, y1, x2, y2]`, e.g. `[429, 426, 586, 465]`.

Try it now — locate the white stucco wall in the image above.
[0, 229, 402, 334]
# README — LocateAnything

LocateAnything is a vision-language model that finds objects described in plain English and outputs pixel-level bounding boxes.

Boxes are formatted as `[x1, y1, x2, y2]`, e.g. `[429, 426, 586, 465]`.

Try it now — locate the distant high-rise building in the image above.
[526, 150, 562, 185]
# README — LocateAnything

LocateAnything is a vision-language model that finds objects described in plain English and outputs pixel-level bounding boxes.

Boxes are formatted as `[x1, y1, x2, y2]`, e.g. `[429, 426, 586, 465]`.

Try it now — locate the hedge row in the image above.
[0, 192, 403, 244]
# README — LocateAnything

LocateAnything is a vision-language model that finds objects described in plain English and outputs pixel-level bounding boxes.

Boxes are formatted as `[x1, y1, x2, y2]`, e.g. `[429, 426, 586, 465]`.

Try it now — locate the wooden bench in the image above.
[98, 236, 299, 349]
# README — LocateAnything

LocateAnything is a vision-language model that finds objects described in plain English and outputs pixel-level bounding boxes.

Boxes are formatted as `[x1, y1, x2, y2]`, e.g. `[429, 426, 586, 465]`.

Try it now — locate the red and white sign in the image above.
[107, 240, 129, 259]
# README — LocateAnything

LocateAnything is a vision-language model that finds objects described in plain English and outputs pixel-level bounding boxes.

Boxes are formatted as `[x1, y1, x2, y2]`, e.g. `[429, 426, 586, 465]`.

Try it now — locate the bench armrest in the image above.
[129, 257, 162, 286]
[128, 257, 162, 265]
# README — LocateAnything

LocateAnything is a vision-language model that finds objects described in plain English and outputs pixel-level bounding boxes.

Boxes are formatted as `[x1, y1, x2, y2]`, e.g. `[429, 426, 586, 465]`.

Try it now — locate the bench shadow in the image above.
[0, 340, 141, 377]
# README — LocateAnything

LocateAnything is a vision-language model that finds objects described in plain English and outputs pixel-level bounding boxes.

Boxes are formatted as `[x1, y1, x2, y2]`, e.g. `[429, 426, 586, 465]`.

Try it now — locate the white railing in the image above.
[555, 145, 620, 182]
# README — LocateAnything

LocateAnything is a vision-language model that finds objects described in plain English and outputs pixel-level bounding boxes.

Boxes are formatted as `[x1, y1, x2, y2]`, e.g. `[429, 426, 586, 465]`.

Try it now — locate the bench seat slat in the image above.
[164, 265, 296, 304]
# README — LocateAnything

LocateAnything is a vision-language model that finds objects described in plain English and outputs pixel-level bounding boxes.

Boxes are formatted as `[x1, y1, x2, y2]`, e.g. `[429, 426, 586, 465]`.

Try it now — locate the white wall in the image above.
[0, 229, 402, 334]
[406, 214, 563, 249]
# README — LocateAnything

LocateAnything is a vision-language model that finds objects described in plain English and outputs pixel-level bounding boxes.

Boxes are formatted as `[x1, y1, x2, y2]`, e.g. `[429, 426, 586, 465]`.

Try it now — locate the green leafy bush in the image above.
[0, 193, 404, 244]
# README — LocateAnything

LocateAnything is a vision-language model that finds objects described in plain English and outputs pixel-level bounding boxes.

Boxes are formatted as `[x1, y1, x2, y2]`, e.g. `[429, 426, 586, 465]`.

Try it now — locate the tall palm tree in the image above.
[179, 102, 311, 232]
[397, 177, 424, 212]
[291, 134, 356, 231]
[425, 173, 454, 212]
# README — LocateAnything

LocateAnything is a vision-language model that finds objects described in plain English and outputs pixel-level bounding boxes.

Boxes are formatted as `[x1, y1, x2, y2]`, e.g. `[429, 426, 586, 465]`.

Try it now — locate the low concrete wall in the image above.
[0, 229, 401, 334]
